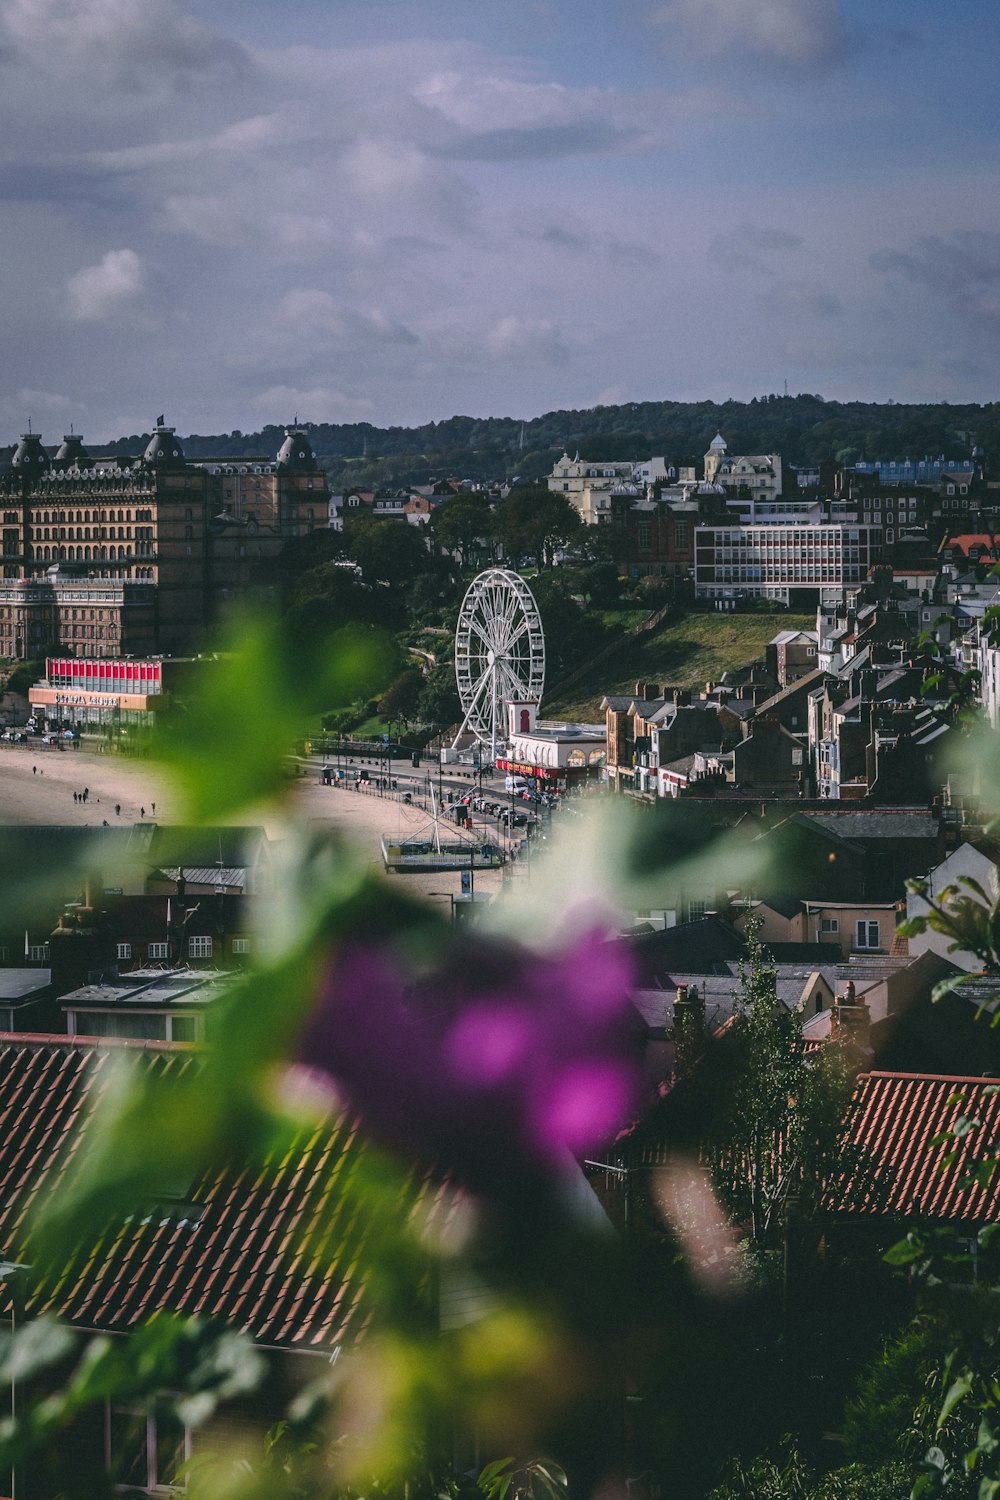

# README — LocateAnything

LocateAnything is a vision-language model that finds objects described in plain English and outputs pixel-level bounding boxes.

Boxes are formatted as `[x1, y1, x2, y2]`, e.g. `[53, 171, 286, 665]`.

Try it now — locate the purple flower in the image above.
[299, 925, 641, 1194]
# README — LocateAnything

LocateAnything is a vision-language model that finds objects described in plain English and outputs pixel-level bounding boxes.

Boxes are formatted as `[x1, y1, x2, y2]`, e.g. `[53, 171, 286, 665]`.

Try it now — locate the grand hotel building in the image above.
[0, 421, 327, 658]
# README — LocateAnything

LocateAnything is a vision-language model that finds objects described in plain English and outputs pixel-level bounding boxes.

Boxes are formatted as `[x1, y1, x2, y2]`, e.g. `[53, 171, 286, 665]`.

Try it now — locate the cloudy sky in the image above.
[1, 0, 998, 443]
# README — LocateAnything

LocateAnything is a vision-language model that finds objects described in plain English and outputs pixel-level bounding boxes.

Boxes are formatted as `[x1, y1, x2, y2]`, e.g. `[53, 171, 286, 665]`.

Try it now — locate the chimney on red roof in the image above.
[832, 983, 871, 1050]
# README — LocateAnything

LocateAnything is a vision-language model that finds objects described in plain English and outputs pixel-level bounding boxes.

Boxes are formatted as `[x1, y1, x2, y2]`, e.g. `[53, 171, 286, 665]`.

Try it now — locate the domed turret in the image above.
[704, 432, 728, 484]
[275, 426, 317, 471]
[11, 432, 49, 470]
[55, 433, 88, 465]
[143, 419, 185, 468]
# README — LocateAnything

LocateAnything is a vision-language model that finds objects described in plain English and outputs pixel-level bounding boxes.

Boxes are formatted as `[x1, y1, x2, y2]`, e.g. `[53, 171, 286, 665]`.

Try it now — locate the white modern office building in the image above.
[694, 522, 883, 606]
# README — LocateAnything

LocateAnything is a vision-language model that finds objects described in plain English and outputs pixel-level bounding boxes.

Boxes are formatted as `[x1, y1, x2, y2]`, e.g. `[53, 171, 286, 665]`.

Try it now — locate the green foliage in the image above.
[377, 665, 425, 725]
[0, 1313, 265, 1486]
[416, 662, 462, 730]
[493, 488, 580, 570]
[708, 1438, 911, 1499]
[430, 492, 497, 567]
[159, 611, 398, 821]
[696, 920, 859, 1250]
[343, 514, 433, 589]
[841, 1323, 953, 1468]
[2, 654, 47, 698]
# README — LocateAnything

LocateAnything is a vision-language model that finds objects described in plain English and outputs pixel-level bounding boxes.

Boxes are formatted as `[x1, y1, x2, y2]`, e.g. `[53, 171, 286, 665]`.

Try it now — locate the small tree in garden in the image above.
[698, 921, 859, 1253]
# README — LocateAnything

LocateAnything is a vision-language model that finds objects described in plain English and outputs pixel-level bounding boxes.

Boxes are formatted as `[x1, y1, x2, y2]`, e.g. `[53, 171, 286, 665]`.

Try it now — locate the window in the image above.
[232, 937, 250, 955]
[820, 917, 839, 933]
[107, 1398, 191, 1492]
[688, 899, 707, 921]
[28, 944, 49, 963]
[116, 943, 132, 961]
[188, 935, 212, 959]
[855, 920, 880, 950]
[148, 942, 169, 961]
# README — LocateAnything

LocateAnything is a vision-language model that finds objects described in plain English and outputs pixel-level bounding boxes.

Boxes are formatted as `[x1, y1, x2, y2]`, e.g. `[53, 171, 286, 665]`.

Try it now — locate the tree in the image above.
[692, 921, 858, 1252]
[377, 666, 424, 726]
[343, 515, 430, 589]
[284, 562, 387, 638]
[493, 488, 581, 569]
[429, 492, 496, 568]
[416, 664, 461, 732]
[527, 574, 606, 682]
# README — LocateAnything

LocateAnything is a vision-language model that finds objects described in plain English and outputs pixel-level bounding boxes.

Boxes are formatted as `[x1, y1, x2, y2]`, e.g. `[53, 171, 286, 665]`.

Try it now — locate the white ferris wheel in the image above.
[453, 568, 545, 751]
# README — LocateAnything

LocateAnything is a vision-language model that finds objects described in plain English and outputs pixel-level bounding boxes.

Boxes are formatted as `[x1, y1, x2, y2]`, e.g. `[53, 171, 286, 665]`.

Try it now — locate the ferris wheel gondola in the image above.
[452, 568, 545, 751]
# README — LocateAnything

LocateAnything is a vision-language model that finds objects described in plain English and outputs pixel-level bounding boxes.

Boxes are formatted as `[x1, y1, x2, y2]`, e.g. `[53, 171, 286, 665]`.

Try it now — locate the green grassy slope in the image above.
[543, 610, 815, 722]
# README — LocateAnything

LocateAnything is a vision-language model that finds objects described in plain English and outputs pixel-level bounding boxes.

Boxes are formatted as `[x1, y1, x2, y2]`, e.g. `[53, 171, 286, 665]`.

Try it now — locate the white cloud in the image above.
[0, 387, 86, 429]
[275, 289, 419, 346]
[341, 138, 477, 234]
[654, 0, 850, 68]
[485, 316, 570, 364]
[2, 0, 247, 87]
[67, 248, 147, 322]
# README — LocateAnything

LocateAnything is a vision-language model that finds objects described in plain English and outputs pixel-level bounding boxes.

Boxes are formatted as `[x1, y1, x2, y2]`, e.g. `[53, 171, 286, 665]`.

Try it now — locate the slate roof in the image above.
[0, 1035, 449, 1351]
[630, 962, 835, 1036]
[752, 667, 827, 716]
[797, 809, 939, 841]
[826, 1072, 1000, 1223]
[629, 919, 744, 983]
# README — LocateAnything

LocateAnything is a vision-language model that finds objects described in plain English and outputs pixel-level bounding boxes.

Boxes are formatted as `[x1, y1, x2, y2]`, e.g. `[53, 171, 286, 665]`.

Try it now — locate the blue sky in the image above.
[1, 0, 998, 443]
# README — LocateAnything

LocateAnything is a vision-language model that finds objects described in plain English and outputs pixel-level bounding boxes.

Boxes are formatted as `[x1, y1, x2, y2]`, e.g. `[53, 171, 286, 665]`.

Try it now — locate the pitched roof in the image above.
[827, 1071, 1000, 1223]
[0, 1035, 448, 1351]
[796, 809, 939, 842]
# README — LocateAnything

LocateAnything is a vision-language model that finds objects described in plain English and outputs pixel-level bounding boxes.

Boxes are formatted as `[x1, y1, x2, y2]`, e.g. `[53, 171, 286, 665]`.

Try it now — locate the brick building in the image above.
[0, 421, 329, 656]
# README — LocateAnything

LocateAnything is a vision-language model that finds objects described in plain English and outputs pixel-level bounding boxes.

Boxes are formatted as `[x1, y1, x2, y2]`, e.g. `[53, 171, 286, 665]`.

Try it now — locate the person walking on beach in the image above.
[115, 804, 121, 816]
[32, 766, 36, 775]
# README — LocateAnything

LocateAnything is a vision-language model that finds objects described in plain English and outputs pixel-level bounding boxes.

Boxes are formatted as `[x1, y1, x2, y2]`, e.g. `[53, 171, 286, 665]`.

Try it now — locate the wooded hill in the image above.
[9, 393, 996, 492]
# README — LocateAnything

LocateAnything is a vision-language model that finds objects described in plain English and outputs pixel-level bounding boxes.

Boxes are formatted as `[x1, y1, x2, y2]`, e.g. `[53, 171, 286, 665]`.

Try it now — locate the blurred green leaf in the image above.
[160, 612, 397, 822]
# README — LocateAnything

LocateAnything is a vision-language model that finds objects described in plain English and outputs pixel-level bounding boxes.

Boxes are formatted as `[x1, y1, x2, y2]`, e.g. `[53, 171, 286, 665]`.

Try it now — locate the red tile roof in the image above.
[826, 1071, 1000, 1223]
[0, 1034, 448, 1352]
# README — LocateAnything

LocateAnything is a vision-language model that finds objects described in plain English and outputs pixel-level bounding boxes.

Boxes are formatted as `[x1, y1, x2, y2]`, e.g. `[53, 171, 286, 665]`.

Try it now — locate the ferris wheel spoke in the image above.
[497, 658, 527, 706]
[473, 611, 505, 654]
[452, 568, 546, 750]
[496, 617, 529, 656]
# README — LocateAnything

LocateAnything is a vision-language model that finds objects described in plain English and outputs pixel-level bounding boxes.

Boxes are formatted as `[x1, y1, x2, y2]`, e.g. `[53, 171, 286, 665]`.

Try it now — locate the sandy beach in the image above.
[0, 741, 505, 910]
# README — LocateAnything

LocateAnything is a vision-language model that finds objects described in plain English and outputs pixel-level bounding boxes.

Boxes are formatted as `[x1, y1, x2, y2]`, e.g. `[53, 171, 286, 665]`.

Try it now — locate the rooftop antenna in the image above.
[784, 379, 788, 397]
[26, 417, 32, 434]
